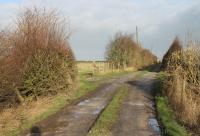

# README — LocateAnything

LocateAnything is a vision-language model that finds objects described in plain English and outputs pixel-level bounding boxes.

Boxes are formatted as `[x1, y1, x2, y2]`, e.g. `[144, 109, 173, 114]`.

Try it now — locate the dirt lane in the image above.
[21, 73, 136, 136]
[112, 72, 161, 136]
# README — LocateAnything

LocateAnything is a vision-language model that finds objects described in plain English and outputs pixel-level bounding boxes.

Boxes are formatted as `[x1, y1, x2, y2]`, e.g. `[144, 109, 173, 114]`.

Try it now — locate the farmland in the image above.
[0, 1, 200, 136]
[77, 61, 135, 73]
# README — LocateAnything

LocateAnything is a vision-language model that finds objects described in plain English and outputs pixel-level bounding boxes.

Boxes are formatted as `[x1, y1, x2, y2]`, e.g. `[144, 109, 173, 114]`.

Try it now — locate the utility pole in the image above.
[136, 26, 141, 47]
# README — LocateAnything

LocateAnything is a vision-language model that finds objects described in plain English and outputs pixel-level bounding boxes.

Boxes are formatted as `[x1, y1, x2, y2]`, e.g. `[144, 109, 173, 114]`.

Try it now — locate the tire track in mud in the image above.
[111, 72, 161, 136]
[21, 73, 136, 136]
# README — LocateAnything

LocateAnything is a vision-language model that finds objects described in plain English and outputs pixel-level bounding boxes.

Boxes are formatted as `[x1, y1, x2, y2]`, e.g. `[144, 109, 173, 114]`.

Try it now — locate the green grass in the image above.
[88, 85, 128, 136]
[155, 72, 188, 136]
[3, 70, 133, 136]
[154, 72, 165, 96]
[156, 97, 187, 136]
[76, 70, 133, 99]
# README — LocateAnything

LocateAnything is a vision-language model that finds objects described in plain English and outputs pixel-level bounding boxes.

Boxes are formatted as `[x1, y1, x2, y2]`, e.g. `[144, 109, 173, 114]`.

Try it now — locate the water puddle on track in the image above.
[149, 118, 161, 135]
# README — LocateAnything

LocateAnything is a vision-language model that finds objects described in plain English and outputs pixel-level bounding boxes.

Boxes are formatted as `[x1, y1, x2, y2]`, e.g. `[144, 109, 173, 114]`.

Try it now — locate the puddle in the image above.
[73, 109, 99, 117]
[74, 98, 107, 117]
[77, 99, 91, 106]
[77, 98, 104, 107]
[72, 105, 105, 117]
[91, 108, 102, 115]
[91, 98, 102, 100]
[149, 118, 161, 134]
[126, 102, 145, 106]
[74, 109, 90, 114]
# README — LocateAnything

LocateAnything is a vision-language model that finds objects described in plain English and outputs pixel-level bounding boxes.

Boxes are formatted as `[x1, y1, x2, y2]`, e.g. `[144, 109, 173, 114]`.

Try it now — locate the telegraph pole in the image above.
[136, 26, 139, 45]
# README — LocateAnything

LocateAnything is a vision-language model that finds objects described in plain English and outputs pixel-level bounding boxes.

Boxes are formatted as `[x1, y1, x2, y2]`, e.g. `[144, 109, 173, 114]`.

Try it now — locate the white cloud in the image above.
[0, 0, 200, 60]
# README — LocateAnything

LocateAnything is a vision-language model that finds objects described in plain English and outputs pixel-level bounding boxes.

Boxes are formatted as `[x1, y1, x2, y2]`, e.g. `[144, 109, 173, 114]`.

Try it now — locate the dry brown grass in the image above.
[77, 61, 135, 74]
[0, 96, 53, 135]
[164, 46, 200, 133]
[0, 92, 73, 136]
[161, 37, 182, 70]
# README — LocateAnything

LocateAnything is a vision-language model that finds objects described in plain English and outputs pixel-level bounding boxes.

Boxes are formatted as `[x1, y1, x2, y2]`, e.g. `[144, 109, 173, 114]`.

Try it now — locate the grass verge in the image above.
[156, 97, 187, 136]
[0, 70, 133, 136]
[155, 72, 188, 136]
[87, 85, 128, 136]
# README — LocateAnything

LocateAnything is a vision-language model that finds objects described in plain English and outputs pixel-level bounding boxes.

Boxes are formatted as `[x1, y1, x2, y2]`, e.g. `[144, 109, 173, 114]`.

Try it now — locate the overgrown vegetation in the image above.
[0, 8, 77, 107]
[88, 85, 128, 136]
[161, 37, 200, 135]
[161, 37, 182, 70]
[154, 73, 188, 136]
[105, 32, 157, 69]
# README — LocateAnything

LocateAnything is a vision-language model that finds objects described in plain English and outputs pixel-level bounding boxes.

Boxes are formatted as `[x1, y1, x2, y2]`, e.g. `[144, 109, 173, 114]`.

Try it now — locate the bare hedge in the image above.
[0, 8, 77, 107]
[164, 46, 200, 133]
[161, 37, 182, 70]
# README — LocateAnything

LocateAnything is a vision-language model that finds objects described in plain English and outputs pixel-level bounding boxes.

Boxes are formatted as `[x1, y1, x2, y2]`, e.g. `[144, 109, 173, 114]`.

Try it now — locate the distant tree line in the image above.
[105, 32, 157, 69]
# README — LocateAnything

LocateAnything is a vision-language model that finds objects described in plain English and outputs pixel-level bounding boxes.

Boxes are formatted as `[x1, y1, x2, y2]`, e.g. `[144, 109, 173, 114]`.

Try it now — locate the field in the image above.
[77, 61, 135, 73]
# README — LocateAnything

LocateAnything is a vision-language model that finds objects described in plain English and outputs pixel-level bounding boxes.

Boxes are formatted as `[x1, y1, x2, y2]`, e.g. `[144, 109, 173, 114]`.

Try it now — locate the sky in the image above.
[0, 0, 200, 60]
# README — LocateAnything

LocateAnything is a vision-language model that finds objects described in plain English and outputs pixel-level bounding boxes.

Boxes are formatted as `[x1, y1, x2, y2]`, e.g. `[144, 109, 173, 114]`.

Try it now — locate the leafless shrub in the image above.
[0, 8, 76, 108]
[165, 46, 200, 132]
[161, 37, 182, 70]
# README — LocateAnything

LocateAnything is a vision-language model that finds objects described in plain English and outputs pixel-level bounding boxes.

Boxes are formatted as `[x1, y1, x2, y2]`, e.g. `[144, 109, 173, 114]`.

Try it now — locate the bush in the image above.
[161, 37, 182, 70]
[0, 8, 77, 107]
[105, 32, 157, 69]
[164, 46, 200, 133]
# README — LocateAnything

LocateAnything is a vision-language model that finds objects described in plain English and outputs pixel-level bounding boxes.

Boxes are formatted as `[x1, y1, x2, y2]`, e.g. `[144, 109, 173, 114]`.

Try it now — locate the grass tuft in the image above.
[88, 85, 128, 136]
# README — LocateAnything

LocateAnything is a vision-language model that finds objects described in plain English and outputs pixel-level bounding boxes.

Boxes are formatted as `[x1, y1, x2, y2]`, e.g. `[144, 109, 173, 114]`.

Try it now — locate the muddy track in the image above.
[111, 72, 161, 136]
[21, 73, 136, 136]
